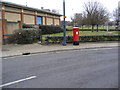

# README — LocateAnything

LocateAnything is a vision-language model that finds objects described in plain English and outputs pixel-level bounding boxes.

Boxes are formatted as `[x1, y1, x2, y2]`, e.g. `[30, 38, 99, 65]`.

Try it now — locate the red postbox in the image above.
[73, 27, 80, 45]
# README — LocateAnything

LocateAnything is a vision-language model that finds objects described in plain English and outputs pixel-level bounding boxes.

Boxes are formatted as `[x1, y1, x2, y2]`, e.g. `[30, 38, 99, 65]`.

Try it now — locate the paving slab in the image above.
[1, 41, 119, 58]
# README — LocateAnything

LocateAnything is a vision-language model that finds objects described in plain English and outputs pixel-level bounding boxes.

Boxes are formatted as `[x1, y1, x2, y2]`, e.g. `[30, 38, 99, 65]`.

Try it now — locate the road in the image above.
[2, 47, 118, 88]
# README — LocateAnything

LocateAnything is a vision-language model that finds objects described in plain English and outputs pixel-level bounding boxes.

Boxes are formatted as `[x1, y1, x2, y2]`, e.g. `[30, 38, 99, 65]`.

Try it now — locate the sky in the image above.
[1, 0, 120, 21]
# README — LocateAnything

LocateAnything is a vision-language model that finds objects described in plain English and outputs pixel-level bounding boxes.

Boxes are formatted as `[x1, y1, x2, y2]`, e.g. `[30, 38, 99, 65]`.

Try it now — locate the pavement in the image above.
[1, 41, 119, 58]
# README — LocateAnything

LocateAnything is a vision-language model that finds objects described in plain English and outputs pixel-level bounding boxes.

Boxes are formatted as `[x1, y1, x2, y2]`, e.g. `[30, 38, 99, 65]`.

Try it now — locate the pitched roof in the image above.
[0, 1, 62, 16]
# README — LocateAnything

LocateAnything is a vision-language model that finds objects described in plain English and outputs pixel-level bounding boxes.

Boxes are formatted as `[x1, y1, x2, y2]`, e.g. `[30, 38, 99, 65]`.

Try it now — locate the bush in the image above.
[44, 35, 119, 43]
[11, 29, 41, 44]
[80, 35, 119, 42]
[39, 25, 63, 35]
[22, 24, 34, 28]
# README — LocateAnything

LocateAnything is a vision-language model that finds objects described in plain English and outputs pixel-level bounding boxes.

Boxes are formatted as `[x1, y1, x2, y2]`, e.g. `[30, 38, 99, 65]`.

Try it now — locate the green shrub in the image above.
[39, 25, 63, 35]
[23, 24, 34, 28]
[11, 29, 41, 44]
[45, 35, 119, 43]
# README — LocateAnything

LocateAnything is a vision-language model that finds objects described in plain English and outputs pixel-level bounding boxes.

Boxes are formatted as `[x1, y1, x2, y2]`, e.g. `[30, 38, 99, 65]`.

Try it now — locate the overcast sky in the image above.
[2, 0, 120, 21]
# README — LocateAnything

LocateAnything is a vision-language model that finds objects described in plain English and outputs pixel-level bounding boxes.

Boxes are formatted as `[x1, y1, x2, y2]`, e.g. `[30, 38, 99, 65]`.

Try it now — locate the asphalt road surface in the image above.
[2, 47, 118, 88]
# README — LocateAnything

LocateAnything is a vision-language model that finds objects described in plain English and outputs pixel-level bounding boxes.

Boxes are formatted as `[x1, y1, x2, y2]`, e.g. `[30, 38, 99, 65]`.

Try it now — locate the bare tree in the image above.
[52, 9, 60, 14]
[113, 8, 119, 28]
[71, 13, 82, 27]
[71, 13, 87, 30]
[83, 1, 109, 32]
[113, 8, 119, 21]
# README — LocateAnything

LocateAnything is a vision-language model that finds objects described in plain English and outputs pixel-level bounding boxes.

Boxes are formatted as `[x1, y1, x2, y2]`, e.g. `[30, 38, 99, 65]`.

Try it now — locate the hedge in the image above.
[39, 25, 63, 35]
[43, 35, 119, 43]
[10, 29, 41, 44]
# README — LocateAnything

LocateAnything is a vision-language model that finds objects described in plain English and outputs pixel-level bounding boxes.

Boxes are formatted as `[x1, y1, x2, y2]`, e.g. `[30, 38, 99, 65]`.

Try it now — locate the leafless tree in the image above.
[83, 1, 109, 32]
[71, 13, 82, 27]
[113, 8, 119, 21]
[52, 9, 60, 14]
[71, 13, 87, 30]
[113, 8, 119, 28]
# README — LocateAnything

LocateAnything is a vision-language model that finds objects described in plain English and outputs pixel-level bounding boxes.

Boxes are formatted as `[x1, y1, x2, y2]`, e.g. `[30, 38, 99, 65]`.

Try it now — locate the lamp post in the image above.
[118, 1, 120, 24]
[63, 0, 67, 46]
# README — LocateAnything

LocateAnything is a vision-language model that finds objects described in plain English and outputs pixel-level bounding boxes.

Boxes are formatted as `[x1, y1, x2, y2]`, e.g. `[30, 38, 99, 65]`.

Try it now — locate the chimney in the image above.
[41, 7, 44, 10]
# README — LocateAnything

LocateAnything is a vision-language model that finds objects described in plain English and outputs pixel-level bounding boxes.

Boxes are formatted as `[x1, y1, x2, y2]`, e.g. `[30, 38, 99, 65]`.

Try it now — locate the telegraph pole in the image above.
[63, 0, 67, 46]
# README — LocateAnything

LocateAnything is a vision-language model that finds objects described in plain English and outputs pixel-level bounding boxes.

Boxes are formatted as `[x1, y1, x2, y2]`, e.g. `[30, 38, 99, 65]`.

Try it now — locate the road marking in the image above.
[0, 76, 36, 88]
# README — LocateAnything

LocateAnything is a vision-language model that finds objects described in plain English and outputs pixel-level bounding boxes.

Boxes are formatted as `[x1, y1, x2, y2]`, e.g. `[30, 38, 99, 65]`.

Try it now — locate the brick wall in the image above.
[0, 20, 2, 45]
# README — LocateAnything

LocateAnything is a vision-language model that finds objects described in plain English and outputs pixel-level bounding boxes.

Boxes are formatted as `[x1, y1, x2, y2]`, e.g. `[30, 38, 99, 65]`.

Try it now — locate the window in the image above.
[37, 16, 42, 24]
